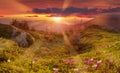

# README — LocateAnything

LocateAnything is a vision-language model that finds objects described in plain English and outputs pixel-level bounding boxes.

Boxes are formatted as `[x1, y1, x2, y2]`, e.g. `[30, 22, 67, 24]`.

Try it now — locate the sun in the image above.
[53, 17, 62, 22]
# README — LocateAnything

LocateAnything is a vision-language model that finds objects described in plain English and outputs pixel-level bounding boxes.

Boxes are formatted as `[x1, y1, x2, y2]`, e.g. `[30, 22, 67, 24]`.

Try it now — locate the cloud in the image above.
[0, 0, 120, 15]
[18, 0, 120, 9]
[25, 15, 39, 17]
[0, 16, 4, 17]
[0, 0, 30, 15]
[32, 7, 120, 16]
[17, 0, 64, 8]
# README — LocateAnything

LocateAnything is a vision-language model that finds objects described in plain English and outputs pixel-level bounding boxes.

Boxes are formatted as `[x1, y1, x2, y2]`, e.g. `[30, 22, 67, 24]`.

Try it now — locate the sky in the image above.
[0, 0, 120, 16]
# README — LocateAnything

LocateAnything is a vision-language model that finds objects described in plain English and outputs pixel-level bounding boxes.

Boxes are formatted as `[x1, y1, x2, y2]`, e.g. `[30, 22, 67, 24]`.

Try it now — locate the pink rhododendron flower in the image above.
[109, 60, 114, 64]
[63, 59, 74, 64]
[53, 68, 59, 73]
[33, 58, 40, 61]
[54, 70, 58, 73]
[92, 60, 102, 68]
[85, 58, 94, 64]
[92, 64, 99, 68]
[84, 67, 90, 71]
[97, 60, 102, 65]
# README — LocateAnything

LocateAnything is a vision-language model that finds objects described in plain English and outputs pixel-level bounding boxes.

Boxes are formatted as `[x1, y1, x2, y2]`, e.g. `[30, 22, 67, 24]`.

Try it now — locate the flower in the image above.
[109, 60, 114, 65]
[84, 67, 90, 71]
[7, 59, 10, 63]
[63, 59, 74, 64]
[53, 68, 59, 73]
[33, 58, 40, 61]
[92, 64, 98, 68]
[97, 60, 102, 65]
[73, 68, 79, 71]
[92, 60, 102, 68]
[32, 61, 35, 64]
[54, 70, 58, 73]
[85, 58, 94, 64]
[53, 68, 59, 71]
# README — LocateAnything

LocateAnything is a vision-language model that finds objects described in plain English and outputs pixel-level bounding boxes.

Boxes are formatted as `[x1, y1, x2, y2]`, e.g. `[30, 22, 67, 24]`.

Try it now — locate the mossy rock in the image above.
[0, 24, 34, 47]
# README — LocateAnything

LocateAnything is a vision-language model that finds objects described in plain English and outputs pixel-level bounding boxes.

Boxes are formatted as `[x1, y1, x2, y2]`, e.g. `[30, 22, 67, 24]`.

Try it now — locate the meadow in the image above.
[0, 21, 120, 73]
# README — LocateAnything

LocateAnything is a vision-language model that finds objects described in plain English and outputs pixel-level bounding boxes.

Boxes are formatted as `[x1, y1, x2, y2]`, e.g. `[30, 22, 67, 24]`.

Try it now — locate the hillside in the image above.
[0, 14, 120, 73]
[85, 14, 120, 32]
[73, 25, 120, 73]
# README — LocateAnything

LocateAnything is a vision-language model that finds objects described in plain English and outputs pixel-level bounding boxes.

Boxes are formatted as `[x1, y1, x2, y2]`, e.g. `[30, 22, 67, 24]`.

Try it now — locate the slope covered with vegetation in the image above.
[0, 23, 120, 73]
[73, 25, 120, 73]
[0, 17, 120, 73]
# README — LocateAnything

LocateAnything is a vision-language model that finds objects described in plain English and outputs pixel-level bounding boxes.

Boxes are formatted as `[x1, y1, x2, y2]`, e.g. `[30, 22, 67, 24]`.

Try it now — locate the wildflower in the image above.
[54, 70, 58, 73]
[84, 67, 90, 71]
[92, 60, 102, 68]
[7, 59, 10, 63]
[90, 58, 94, 61]
[92, 64, 98, 68]
[73, 68, 79, 71]
[86, 58, 94, 64]
[32, 61, 35, 64]
[53, 68, 59, 73]
[63, 59, 74, 64]
[53, 68, 59, 71]
[33, 58, 40, 61]
[109, 60, 114, 65]
[97, 60, 102, 65]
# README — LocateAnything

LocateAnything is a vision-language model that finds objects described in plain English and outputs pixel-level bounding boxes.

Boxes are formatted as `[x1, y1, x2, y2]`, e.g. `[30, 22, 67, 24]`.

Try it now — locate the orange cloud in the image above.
[17, 0, 120, 9]
[0, 0, 31, 15]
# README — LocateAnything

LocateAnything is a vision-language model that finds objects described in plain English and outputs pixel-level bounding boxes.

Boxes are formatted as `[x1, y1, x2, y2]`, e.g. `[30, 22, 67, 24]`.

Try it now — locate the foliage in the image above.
[0, 24, 120, 73]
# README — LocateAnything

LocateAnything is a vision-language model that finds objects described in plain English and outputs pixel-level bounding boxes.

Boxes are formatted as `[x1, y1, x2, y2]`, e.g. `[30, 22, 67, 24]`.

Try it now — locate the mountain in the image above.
[85, 14, 120, 32]
[0, 23, 34, 47]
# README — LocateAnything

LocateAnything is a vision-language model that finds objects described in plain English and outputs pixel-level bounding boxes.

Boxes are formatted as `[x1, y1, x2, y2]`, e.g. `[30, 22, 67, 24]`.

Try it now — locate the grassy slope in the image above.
[74, 26, 120, 73]
[0, 25, 120, 73]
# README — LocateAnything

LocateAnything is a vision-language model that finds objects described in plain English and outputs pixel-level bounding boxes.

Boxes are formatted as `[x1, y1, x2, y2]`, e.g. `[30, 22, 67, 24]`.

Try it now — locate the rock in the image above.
[0, 24, 34, 47]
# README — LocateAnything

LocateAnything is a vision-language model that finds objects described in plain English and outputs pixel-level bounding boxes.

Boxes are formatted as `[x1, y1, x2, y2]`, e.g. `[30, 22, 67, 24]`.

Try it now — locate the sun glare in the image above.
[53, 17, 62, 22]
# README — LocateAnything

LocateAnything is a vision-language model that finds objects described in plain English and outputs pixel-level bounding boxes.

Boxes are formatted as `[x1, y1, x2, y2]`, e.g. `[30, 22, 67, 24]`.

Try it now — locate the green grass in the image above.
[0, 25, 120, 73]
[0, 24, 13, 38]
[73, 26, 120, 73]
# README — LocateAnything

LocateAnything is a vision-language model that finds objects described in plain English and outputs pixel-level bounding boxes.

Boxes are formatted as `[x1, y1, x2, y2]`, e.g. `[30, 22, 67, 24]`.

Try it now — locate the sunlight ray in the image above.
[62, 0, 72, 10]
[62, 31, 78, 55]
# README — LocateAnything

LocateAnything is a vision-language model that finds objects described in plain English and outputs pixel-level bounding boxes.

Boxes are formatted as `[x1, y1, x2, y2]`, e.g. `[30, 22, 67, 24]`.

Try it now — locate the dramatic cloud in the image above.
[17, 0, 64, 8]
[0, 0, 30, 15]
[18, 0, 120, 9]
[32, 7, 120, 16]
[0, 0, 120, 15]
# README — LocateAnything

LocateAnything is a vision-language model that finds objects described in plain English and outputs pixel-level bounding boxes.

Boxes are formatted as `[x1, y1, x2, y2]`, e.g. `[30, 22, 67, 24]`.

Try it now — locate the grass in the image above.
[0, 25, 120, 73]
[73, 26, 120, 73]
[0, 24, 13, 38]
